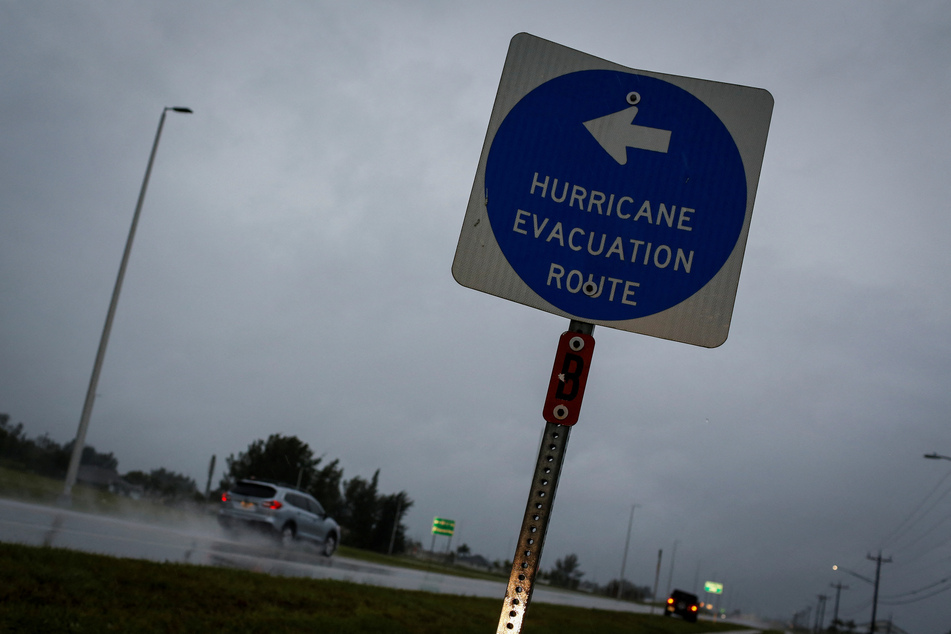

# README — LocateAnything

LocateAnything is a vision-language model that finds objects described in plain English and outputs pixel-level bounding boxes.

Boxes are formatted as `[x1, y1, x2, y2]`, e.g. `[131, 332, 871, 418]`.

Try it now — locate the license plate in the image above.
[240, 501, 255, 509]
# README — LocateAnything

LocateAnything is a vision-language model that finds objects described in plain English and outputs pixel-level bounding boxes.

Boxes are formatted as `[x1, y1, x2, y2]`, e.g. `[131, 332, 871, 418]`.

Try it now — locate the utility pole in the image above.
[830, 582, 849, 630]
[867, 551, 892, 633]
[204, 454, 216, 498]
[388, 496, 403, 555]
[795, 606, 813, 630]
[813, 594, 828, 634]
[712, 572, 721, 621]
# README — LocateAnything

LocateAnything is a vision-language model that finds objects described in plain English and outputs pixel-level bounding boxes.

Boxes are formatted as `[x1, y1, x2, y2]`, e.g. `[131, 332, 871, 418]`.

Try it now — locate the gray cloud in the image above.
[2, 2, 950, 631]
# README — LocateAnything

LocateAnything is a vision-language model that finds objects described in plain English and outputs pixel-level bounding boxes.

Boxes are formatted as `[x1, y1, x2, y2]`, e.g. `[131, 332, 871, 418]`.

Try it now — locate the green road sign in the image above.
[432, 517, 455, 536]
[704, 581, 723, 594]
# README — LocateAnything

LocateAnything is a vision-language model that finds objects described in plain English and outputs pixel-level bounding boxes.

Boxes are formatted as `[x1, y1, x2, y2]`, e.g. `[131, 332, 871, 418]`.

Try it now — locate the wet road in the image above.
[0, 498, 652, 615]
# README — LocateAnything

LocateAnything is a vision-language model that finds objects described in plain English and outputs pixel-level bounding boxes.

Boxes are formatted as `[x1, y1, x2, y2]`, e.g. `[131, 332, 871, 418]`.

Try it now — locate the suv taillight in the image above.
[266, 500, 283, 510]
[221, 492, 230, 502]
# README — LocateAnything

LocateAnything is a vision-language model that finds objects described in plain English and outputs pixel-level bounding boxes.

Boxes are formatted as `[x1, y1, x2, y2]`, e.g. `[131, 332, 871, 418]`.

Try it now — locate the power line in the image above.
[889, 507, 951, 556]
[880, 583, 951, 605]
[896, 524, 951, 570]
[879, 575, 951, 606]
[880, 468, 951, 549]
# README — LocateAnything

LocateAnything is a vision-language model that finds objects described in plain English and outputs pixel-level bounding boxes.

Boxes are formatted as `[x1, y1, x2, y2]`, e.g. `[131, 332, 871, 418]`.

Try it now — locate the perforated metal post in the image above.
[497, 321, 594, 633]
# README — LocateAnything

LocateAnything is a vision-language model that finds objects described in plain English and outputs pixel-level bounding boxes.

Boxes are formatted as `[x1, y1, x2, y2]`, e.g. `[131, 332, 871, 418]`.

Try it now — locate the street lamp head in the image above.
[169, 107, 194, 114]
[924, 453, 940, 459]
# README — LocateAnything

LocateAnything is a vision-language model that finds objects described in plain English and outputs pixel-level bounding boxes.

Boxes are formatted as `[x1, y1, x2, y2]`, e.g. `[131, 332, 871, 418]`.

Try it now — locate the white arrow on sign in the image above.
[583, 105, 671, 164]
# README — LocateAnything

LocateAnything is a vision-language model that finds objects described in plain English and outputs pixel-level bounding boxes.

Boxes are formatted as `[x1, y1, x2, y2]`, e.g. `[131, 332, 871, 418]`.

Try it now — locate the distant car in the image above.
[218, 479, 340, 556]
[665, 589, 700, 623]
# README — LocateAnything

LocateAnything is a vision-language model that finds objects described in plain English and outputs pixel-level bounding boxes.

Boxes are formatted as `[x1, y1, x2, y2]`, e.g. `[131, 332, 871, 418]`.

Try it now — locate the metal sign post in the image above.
[497, 320, 594, 633]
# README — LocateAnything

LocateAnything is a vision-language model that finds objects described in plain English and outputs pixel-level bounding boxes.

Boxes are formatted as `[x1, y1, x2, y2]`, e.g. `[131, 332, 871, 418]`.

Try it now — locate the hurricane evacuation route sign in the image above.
[453, 33, 773, 347]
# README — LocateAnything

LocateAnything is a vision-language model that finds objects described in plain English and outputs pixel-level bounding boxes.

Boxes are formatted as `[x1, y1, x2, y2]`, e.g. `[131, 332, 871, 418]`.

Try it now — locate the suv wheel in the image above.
[281, 524, 296, 547]
[323, 534, 338, 557]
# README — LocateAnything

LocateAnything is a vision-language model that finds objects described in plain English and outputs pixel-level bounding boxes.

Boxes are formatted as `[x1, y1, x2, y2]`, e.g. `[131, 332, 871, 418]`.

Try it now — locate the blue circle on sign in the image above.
[485, 70, 746, 321]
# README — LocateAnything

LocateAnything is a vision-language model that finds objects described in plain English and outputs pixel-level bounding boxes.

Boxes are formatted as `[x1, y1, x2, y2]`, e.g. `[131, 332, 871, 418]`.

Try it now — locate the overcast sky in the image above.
[2, 2, 951, 631]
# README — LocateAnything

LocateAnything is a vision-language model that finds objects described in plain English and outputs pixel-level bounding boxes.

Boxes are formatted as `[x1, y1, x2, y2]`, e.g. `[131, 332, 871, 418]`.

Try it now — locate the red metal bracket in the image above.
[542, 331, 595, 425]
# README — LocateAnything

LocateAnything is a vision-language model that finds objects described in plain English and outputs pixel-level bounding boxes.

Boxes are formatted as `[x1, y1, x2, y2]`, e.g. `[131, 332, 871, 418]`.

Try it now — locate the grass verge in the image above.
[0, 464, 211, 522]
[0, 542, 748, 634]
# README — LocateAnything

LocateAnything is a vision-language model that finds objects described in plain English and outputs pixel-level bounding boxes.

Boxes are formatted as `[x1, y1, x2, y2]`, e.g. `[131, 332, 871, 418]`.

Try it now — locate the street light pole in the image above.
[60, 106, 193, 505]
[833, 564, 873, 586]
[665, 539, 679, 598]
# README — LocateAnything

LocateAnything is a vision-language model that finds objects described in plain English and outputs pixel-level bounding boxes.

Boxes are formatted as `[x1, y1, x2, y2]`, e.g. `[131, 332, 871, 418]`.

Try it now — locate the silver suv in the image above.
[218, 479, 340, 556]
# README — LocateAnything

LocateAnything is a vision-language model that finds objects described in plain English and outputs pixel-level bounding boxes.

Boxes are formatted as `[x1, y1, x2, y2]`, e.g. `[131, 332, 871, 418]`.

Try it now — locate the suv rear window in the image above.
[232, 482, 277, 498]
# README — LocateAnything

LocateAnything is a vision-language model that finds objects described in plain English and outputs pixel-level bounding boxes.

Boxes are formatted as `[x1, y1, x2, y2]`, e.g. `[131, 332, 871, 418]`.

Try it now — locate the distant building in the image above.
[456, 553, 491, 571]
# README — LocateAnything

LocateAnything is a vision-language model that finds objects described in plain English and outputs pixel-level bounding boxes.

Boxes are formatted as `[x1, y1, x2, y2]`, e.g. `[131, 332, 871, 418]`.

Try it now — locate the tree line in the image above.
[0, 413, 199, 499]
[541, 551, 652, 601]
[0, 415, 414, 555]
